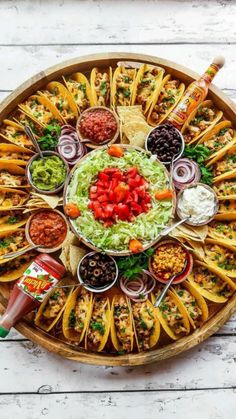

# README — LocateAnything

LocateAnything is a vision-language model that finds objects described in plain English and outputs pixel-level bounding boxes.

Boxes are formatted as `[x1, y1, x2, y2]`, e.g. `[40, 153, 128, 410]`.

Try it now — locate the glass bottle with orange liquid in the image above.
[167, 56, 225, 130]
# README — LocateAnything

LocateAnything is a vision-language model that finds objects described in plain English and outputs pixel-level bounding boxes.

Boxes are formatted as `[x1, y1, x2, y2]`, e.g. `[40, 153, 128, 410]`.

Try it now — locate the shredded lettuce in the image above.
[67, 148, 173, 252]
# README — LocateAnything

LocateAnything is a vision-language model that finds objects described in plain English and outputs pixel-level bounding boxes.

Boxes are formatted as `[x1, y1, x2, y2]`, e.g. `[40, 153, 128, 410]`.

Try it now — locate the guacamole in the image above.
[30, 155, 66, 191]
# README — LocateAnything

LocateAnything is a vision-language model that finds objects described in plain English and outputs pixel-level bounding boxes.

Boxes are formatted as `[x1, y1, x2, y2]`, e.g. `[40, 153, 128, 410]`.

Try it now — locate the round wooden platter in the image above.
[0, 52, 235, 366]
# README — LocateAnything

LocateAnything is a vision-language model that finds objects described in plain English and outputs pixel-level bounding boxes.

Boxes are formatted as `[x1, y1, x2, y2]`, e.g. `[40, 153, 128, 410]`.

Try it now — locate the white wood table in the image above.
[0, 1, 235, 418]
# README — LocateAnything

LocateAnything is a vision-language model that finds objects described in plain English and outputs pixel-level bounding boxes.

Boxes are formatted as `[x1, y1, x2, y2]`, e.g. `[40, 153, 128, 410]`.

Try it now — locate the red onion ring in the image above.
[119, 271, 155, 302]
[57, 125, 86, 165]
[172, 158, 201, 189]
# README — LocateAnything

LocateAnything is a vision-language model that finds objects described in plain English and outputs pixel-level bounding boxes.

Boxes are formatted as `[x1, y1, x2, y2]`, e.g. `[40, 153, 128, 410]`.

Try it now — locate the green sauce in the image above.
[30, 155, 66, 191]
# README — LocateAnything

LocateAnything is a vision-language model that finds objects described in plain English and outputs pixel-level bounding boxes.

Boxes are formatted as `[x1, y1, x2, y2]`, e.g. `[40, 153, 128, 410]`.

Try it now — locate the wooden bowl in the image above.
[0, 52, 235, 366]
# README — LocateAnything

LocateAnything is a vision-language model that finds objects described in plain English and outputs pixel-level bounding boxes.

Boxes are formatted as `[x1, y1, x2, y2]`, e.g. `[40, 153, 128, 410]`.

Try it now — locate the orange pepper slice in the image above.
[155, 190, 173, 200]
[64, 203, 80, 218]
[107, 145, 124, 158]
[129, 239, 143, 253]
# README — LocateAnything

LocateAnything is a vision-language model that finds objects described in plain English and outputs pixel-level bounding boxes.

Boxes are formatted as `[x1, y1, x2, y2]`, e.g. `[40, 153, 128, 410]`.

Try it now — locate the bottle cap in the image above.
[0, 325, 10, 338]
[213, 56, 225, 69]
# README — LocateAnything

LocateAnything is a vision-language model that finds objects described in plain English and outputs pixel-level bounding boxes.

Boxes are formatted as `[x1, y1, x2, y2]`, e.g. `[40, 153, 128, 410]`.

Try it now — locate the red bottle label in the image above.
[17, 261, 59, 302]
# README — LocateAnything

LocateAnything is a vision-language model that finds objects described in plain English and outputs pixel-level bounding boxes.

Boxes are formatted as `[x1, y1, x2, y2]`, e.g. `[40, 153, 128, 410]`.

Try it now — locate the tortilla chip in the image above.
[117, 105, 144, 123]
[123, 121, 152, 148]
[69, 244, 87, 276]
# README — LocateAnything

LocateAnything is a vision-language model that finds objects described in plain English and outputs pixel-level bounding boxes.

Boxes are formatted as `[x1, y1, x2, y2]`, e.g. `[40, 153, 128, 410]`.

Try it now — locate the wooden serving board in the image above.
[0, 52, 235, 366]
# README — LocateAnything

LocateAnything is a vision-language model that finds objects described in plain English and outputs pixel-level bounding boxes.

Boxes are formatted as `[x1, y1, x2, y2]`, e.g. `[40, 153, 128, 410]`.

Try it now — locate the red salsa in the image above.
[29, 210, 67, 248]
[79, 108, 117, 144]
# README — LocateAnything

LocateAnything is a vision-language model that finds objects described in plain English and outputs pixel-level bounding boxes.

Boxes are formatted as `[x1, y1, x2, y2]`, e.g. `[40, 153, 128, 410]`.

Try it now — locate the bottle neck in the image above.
[201, 63, 219, 85]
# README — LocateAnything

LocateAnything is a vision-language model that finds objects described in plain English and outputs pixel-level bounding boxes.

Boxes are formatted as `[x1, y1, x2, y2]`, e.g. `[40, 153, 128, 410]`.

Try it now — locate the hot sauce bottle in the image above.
[0, 254, 66, 338]
[167, 56, 225, 130]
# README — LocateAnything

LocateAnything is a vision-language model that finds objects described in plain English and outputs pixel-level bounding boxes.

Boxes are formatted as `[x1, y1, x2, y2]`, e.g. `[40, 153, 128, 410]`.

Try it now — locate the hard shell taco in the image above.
[63, 73, 94, 113]
[187, 260, 236, 303]
[207, 143, 236, 182]
[111, 294, 134, 353]
[0, 120, 34, 150]
[203, 238, 236, 278]
[131, 63, 164, 114]
[182, 100, 223, 145]
[19, 95, 64, 127]
[111, 66, 137, 108]
[0, 187, 28, 210]
[197, 121, 235, 157]
[0, 162, 28, 188]
[151, 287, 190, 340]
[213, 178, 236, 200]
[171, 281, 209, 329]
[85, 295, 111, 352]
[38, 81, 78, 124]
[13, 110, 44, 138]
[90, 67, 112, 107]
[0, 250, 36, 282]
[214, 199, 236, 221]
[147, 75, 185, 126]
[131, 299, 160, 352]
[0, 228, 30, 263]
[0, 143, 33, 166]
[62, 286, 92, 342]
[35, 279, 73, 332]
[208, 220, 236, 246]
[0, 210, 28, 232]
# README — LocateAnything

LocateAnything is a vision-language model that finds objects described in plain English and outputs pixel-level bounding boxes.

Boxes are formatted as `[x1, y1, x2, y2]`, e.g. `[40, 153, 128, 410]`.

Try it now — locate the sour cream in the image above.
[177, 184, 217, 224]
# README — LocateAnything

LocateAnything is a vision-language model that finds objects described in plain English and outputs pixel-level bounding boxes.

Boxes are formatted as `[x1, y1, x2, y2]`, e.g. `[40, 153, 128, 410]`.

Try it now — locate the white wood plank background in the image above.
[0, 1, 236, 418]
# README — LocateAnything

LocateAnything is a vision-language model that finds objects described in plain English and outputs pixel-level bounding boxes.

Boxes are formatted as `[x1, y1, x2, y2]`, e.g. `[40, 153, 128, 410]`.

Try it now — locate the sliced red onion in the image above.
[57, 125, 86, 165]
[119, 271, 155, 302]
[172, 158, 201, 190]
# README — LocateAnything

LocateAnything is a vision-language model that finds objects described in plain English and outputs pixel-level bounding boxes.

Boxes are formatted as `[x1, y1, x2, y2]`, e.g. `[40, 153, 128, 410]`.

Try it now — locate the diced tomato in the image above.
[127, 167, 138, 178]
[98, 172, 110, 182]
[88, 166, 152, 226]
[129, 239, 143, 253]
[97, 194, 108, 203]
[107, 145, 124, 158]
[114, 182, 129, 203]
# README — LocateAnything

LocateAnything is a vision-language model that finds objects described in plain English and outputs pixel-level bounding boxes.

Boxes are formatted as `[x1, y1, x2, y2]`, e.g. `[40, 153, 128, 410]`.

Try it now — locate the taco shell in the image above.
[0, 187, 28, 210]
[39, 81, 78, 124]
[151, 289, 190, 340]
[187, 260, 236, 303]
[0, 211, 28, 232]
[182, 100, 223, 145]
[203, 238, 236, 278]
[208, 220, 236, 247]
[85, 295, 111, 352]
[0, 228, 30, 264]
[0, 251, 36, 282]
[171, 281, 209, 329]
[198, 121, 235, 158]
[63, 73, 94, 112]
[131, 299, 160, 351]
[147, 74, 185, 126]
[111, 66, 137, 108]
[62, 286, 92, 342]
[131, 63, 164, 114]
[111, 294, 134, 353]
[0, 120, 34, 150]
[19, 95, 64, 127]
[90, 67, 112, 107]
[35, 278, 73, 332]
[0, 143, 33, 166]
